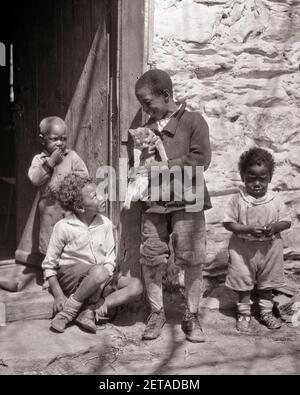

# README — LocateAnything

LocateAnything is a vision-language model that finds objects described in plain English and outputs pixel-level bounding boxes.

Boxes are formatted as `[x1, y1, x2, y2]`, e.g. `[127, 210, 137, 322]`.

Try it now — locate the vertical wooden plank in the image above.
[65, 0, 109, 179]
[119, 0, 145, 142]
[118, 0, 146, 278]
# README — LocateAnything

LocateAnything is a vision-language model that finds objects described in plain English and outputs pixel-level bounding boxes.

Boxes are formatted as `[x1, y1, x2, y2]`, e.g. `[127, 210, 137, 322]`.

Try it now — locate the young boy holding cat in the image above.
[134, 69, 212, 342]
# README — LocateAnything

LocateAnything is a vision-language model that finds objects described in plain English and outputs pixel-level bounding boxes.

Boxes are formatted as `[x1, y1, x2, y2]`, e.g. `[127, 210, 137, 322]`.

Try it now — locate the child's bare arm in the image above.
[264, 221, 291, 236]
[48, 276, 67, 314]
[224, 222, 265, 238]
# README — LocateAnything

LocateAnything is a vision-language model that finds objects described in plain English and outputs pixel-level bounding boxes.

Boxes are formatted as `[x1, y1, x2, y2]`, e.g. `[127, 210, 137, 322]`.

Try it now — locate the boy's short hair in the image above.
[135, 69, 173, 97]
[238, 147, 275, 179]
[58, 173, 93, 212]
[39, 116, 66, 136]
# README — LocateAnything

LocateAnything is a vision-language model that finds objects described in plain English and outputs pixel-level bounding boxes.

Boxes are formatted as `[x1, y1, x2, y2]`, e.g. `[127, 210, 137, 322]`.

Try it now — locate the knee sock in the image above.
[259, 299, 273, 315]
[142, 264, 164, 312]
[59, 294, 82, 320]
[184, 265, 202, 314]
[237, 301, 252, 315]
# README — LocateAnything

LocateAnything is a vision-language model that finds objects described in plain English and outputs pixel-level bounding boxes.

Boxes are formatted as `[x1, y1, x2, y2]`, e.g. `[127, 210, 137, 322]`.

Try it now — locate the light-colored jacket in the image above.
[42, 213, 116, 280]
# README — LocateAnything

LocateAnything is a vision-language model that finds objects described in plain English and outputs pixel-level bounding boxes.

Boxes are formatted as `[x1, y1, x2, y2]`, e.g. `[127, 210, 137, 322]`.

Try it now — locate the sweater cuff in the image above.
[168, 158, 183, 168]
[43, 269, 57, 280]
[42, 160, 54, 174]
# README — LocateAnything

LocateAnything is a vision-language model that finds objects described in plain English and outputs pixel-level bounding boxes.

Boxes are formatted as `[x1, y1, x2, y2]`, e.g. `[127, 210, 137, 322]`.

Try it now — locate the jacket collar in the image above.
[65, 212, 105, 228]
[146, 102, 186, 135]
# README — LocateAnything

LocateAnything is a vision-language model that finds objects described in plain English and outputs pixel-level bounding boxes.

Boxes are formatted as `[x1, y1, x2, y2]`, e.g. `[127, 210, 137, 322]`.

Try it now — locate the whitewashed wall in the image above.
[152, 0, 300, 281]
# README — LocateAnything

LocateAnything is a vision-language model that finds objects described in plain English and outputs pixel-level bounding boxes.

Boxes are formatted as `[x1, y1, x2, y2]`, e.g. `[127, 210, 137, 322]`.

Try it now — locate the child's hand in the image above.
[95, 300, 108, 320]
[48, 148, 64, 167]
[249, 226, 265, 238]
[47, 182, 59, 195]
[53, 295, 67, 314]
[263, 224, 274, 236]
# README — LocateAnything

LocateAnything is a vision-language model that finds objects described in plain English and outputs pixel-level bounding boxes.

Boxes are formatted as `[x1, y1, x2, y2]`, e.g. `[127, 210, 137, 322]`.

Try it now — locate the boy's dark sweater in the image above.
[144, 102, 212, 214]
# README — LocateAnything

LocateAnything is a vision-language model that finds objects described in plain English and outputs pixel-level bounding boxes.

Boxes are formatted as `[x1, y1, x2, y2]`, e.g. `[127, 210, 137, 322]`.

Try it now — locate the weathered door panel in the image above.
[12, 0, 109, 258]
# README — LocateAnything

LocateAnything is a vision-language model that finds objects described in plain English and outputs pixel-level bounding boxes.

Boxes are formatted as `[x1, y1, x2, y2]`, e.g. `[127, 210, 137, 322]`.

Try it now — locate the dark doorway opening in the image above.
[0, 28, 16, 259]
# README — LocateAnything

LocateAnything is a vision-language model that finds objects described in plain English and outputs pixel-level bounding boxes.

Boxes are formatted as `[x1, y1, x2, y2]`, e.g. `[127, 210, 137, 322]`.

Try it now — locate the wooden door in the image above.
[11, 0, 110, 247]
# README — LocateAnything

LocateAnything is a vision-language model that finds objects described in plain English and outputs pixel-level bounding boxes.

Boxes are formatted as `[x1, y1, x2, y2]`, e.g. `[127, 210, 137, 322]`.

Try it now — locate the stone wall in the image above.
[152, 0, 300, 282]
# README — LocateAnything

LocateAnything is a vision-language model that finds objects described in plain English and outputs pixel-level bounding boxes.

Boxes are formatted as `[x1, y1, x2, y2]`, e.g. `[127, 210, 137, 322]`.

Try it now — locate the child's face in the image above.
[80, 183, 106, 215]
[243, 163, 271, 198]
[42, 123, 67, 154]
[136, 86, 169, 121]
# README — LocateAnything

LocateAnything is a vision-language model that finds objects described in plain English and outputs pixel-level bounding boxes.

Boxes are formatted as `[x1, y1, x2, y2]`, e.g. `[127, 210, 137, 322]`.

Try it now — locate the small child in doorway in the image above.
[223, 147, 291, 332]
[42, 173, 143, 333]
[28, 116, 89, 255]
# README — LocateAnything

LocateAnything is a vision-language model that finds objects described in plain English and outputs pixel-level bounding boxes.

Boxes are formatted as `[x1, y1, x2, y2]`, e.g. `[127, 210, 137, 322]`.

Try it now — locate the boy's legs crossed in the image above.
[140, 213, 170, 339]
[52, 263, 110, 333]
[95, 275, 143, 318]
[74, 265, 112, 332]
[172, 210, 206, 342]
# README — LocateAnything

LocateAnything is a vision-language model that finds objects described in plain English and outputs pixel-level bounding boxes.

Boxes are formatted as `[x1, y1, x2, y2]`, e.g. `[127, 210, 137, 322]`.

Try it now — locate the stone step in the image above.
[0, 261, 53, 325]
[0, 289, 53, 326]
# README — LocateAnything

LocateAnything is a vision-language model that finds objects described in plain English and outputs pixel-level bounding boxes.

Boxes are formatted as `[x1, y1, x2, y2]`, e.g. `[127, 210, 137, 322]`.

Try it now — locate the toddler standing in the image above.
[28, 116, 88, 255]
[223, 147, 291, 332]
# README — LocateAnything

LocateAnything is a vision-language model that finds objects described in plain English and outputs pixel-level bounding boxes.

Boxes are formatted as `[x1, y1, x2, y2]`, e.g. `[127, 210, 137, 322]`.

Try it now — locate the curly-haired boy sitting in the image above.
[42, 173, 143, 333]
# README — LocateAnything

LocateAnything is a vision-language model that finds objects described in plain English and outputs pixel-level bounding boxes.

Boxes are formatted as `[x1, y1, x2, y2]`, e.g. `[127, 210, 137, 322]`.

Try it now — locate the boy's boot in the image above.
[75, 307, 97, 334]
[181, 309, 205, 343]
[182, 266, 205, 342]
[51, 294, 82, 333]
[259, 299, 281, 329]
[236, 302, 252, 332]
[142, 308, 166, 340]
[142, 264, 165, 340]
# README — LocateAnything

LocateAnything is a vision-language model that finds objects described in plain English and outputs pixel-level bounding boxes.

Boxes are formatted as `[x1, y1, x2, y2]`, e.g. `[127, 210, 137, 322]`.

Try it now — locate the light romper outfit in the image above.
[223, 186, 291, 314]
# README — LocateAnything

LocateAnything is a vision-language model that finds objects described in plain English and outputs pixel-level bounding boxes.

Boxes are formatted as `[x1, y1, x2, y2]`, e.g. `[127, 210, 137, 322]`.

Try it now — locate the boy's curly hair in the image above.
[57, 173, 93, 212]
[238, 147, 275, 180]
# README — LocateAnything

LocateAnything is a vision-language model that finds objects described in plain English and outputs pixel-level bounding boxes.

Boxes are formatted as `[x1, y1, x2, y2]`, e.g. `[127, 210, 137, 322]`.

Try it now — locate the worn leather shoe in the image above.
[142, 309, 166, 340]
[75, 309, 97, 334]
[181, 310, 205, 343]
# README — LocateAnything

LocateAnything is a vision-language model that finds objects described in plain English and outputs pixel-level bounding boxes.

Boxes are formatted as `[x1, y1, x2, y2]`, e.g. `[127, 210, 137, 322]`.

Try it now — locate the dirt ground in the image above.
[1, 287, 300, 376]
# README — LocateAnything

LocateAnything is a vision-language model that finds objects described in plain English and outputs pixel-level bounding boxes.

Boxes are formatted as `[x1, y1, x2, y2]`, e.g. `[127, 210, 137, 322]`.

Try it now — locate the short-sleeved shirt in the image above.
[223, 187, 291, 241]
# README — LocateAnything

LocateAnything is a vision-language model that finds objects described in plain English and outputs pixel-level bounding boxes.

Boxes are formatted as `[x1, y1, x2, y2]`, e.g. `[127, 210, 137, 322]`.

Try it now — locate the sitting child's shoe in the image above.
[51, 312, 72, 333]
[75, 308, 97, 333]
[51, 295, 82, 333]
[142, 309, 166, 340]
[181, 310, 205, 343]
[260, 312, 282, 329]
[236, 313, 251, 332]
